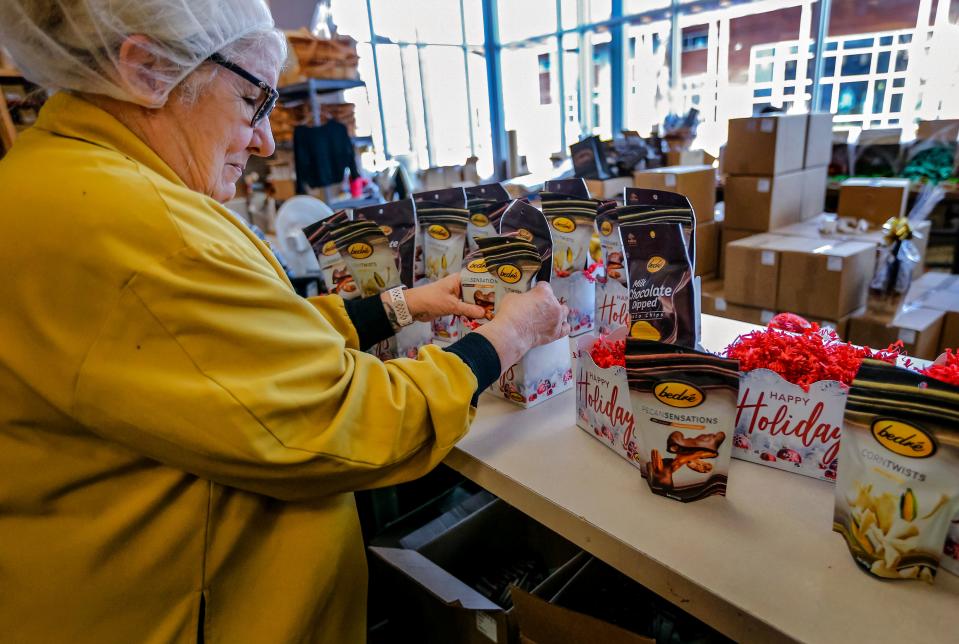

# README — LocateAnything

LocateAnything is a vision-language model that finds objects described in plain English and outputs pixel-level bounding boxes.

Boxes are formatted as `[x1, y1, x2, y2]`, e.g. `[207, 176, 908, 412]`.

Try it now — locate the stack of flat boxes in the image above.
[633, 164, 719, 278]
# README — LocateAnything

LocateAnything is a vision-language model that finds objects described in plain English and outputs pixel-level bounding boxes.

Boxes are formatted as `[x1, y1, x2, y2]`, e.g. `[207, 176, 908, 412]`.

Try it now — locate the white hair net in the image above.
[0, 0, 282, 107]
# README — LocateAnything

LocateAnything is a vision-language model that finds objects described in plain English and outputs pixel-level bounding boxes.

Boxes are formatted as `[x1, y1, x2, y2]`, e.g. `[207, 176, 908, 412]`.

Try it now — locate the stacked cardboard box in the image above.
[722, 232, 874, 329]
[772, 213, 931, 279]
[633, 165, 718, 277]
[904, 272, 959, 354]
[836, 178, 910, 226]
[847, 307, 945, 360]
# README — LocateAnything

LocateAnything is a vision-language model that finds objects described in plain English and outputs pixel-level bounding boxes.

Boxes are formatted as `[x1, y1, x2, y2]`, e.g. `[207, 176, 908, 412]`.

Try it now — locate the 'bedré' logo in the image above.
[497, 264, 522, 284]
[321, 240, 338, 256]
[871, 418, 937, 458]
[471, 213, 490, 227]
[552, 217, 576, 233]
[600, 220, 613, 236]
[428, 225, 450, 240]
[647, 256, 666, 273]
[654, 381, 704, 408]
[467, 258, 488, 273]
[347, 242, 373, 259]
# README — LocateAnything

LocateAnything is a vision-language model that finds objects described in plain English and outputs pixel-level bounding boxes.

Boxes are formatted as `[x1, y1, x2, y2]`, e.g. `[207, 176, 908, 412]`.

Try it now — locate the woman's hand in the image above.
[475, 282, 569, 370]
[391, 273, 486, 322]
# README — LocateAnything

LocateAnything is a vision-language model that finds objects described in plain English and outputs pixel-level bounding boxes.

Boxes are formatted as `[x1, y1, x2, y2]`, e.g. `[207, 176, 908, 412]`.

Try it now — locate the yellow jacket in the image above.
[0, 93, 478, 643]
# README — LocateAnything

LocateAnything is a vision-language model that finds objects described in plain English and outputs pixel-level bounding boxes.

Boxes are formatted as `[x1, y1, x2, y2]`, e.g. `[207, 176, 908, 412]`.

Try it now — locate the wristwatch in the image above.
[384, 286, 414, 330]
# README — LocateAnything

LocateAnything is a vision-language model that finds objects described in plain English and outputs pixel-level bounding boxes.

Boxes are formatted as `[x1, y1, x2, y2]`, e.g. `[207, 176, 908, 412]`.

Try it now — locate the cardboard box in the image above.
[800, 166, 828, 221]
[512, 588, 653, 644]
[724, 114, 808, 176]
[665, 149, 716, 167]
[804, 112, 834, 168]
[584, 177, 633, 200]
[632, 165, 716, 224]
[772, 214, 931, 279]
[905, 274, 959, 353]
[702, 289, 775, 327]
[916, 119, 959, 142]
[724, 171, 803, 232]
[776, 239, 876, 320]
[847, 308, 945, 360]
[719, 227, 755, 279]
[369, 499, 584, 644]
[695, 219, 719, 277]
[723, 233, 791, 309]
[270, 178, 296, 201]
[837, 178, 909, 225]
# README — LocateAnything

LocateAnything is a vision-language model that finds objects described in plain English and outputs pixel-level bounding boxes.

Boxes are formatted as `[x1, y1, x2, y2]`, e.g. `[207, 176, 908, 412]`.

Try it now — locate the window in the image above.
[496, 0, 556, 43]
[502, 41, 561, 172]
[625, 17, 671, 137]
[841, 53, 871, 76]
[538, 54, 552, 104]
[872, 79, 886, 113]
[837, 81, 867, 114]
[876, 51, 890, 74]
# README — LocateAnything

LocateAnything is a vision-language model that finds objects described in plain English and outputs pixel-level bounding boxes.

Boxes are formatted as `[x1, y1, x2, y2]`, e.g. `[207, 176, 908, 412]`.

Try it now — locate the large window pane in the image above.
[399, 46, 430, 168]
[588, 30, 613, 138]
[462, 0, 486, 45]
[374, 45, 413, 157]
[625, 19, 671, 136]
[421, 46, 471, 166]
[330, 0, 371, 41]
[502, 41, 561, 172]
[562, 32, 583, 148]
[411, 1, 464, 45]
[369, 0, 416, 42]
[497, 0, 557, 43]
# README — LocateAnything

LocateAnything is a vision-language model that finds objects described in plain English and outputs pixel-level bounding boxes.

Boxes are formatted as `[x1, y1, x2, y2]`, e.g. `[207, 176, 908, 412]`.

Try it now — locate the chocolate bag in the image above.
[354, 199, 417, 288]
[465, 183, 511, 250]
[302, 210, 359, 300]
[459, 248, 497, 330]
[834, 359, 959, 583]
[330, 220, 401, 298]
[413, 187, 468, 286]
[414, 188, 469, 341]
[626, 341, 740, 501]
[498, 199, 553, 283]
[594, 208, 630, 335]
[475, 236, 542, 310]
[621, 188, 696, 273]
[620, 222, 696, 347]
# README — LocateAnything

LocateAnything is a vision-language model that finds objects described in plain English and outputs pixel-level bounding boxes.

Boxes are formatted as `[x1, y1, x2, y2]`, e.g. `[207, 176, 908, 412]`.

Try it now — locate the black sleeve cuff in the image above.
[343, 295, 395, 351]
[444, 332, 502, 407]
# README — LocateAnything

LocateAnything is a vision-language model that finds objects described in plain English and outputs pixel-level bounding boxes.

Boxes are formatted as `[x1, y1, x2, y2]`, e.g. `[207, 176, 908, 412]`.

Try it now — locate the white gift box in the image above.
[594, 278, 630, 335]
[489, 336, 573, 408]
[552, 272, 595, 336]
[573, 328, 644, 473]
[732, 368, 846, 482]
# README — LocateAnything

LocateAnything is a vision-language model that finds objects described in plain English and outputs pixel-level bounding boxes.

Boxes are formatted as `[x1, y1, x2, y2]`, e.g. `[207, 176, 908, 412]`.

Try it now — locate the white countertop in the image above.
[445, 315, 958, 643]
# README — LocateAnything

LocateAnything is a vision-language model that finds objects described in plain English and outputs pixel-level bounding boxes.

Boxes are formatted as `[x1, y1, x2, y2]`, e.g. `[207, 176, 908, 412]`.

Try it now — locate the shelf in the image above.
[352, 135, 373, 147]
[0, 68, 24, 80]
[278, 77, 365, 101]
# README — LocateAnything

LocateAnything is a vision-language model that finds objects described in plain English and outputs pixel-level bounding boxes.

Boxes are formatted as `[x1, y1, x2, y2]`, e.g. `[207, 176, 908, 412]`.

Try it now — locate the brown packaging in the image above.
[632, 165, 715, 224]
[804, 112, 834, 169]
[847, 308, 945, 360]
[776, 239, 876, 320]
[799, 166, 828, 221]
[723, 114, 808, 176]
[723, 171, 803, 232]
[695, 219, 719, 278]
[722, 233, 791, 310]
[836, 178, 909, 226]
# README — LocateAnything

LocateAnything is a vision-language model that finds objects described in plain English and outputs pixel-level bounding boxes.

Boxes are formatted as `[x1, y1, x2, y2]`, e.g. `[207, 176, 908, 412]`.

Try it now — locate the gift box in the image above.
[594, 278, 630, 335]
[732, 368, 845, 481]
[574, 328, 643, 473]
[552, 272, 595, 336]
[489, 337, 573, 408]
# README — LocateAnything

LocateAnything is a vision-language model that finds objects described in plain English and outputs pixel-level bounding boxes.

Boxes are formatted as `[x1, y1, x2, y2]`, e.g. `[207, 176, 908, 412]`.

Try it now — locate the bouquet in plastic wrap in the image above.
[867, 184, 943, 322]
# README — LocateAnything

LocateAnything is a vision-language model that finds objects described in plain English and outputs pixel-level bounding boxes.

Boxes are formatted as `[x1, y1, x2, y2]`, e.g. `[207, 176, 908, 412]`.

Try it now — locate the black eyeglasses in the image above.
[208, 52, 279, 128]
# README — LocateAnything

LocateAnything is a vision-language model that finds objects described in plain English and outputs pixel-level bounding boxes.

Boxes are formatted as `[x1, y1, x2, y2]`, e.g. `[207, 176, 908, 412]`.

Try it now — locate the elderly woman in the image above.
[0, 2, 568, 642]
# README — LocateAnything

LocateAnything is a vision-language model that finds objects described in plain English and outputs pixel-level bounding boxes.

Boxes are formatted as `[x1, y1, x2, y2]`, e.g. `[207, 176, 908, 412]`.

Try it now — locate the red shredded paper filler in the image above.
[590, 335, 625, 369]
[725, 314, 904, 390]
[919, 349, 959, 387]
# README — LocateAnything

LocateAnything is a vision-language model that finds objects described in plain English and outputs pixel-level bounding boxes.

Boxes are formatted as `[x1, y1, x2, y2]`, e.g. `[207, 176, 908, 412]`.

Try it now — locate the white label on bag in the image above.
[476, 613, 498, 642]
[827, 256, 843, 272]
[665, 174, 677, 187]
[716, 297, 727, 311]
[761, 250, 776, 266]
[757, 178, 771, 193]
[899, 329, 917, 345]
[760, 118, 775, 133]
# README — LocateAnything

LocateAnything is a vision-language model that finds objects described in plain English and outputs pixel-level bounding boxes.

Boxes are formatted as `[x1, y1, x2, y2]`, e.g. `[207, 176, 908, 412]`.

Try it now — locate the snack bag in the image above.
[354, 199, 417, 288]
[459, 249, 497, 331]
[473, 236, 573, 407]
[622, 188, 697, 274]
[414, 188, 469, 341]
[499, 199, 554, 283]
[465, 183, 511, 250]
[302, 210, 359, 300]
[626, 341, 740, 501]
[331, 220, 401, 298]
[355, 199, 431, 358]
[620, 222, 696, 347]
[594, 209, 630, 334]
[833, 359, 959, 583]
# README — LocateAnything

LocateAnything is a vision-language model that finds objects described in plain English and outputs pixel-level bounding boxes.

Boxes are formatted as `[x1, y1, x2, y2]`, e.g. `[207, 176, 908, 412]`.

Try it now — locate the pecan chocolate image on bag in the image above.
[303, 210, 359, 299]
[619, 222, 695, 347]
[498, 199, 554, 283]
[459, 249, 498, 328]
[475, 236, 542, 316]
[465, 183, 511, 250]
[834, 360, 959, 583]
[354, 199, 417, 288]
[331, 220, 400, 298]
[596, 210, 626, 285]
[626, 341, 741, 502]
